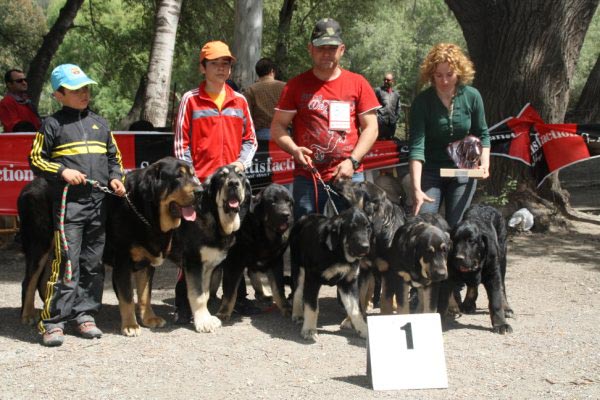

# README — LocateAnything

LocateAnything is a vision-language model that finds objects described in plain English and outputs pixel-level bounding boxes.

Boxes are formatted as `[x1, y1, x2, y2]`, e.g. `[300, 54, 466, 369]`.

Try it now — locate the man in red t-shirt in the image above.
[0, 69, 41, 132]
[271, 18, 380, 220]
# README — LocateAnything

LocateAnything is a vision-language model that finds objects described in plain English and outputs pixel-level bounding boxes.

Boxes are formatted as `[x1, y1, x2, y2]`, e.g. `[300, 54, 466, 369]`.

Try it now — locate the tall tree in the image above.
[445, 0, 600, 218]
[0, 0, 46, 73]
[274, 0, 295, 80]
[28, 0, 85, 107]
[232, 0, 263, 90]
[141, 0, 182, 128]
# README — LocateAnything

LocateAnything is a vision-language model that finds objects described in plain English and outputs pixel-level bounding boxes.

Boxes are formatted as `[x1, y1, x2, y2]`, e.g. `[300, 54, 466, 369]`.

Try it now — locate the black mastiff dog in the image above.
[216, 183, 293, 320]
[18, 177, 53, 325]
[290, 207, 372, 341]
[18, 157, 200, 337]
[378, 213, 451, 314]
[439, 204, 513, 334]
[334, 180, 406, 313]
[104, 157, 199, 336]
[173, 165, 251, 333]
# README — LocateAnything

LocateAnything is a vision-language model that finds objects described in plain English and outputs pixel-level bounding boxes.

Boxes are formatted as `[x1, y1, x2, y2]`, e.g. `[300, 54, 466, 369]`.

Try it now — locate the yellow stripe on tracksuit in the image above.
[30, 133, 61, 174]
[53, 140, 108, 150]
[51, 144, 107, 157]
[38, 231, 62, 334]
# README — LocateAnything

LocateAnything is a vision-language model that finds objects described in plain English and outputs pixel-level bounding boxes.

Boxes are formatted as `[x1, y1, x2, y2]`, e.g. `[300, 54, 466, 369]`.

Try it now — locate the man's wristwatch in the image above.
[347, 156, 361, 171]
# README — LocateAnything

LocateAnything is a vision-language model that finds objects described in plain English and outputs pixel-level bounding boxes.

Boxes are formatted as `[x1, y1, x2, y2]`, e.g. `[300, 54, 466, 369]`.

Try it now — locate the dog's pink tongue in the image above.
[229, 199, 240, 208]
[182, 206, 196, 221]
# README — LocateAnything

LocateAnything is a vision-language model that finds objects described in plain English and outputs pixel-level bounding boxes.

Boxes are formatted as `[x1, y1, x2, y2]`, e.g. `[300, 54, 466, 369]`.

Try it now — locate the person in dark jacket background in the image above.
[29, 63, 125, 347]
[374, 72, 403, 139]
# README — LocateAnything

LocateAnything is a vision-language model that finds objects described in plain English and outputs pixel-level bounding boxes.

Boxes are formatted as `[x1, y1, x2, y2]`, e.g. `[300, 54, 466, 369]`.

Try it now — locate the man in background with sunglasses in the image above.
[0, 69, 41, 133]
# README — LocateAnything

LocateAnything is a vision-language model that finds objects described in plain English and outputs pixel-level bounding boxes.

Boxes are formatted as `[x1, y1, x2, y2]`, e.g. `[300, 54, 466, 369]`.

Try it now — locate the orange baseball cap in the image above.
[200, 41, 236, 63]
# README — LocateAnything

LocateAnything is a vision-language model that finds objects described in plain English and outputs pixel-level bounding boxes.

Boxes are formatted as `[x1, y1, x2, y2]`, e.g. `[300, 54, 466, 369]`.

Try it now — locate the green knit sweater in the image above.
[409, 85, 490, 169]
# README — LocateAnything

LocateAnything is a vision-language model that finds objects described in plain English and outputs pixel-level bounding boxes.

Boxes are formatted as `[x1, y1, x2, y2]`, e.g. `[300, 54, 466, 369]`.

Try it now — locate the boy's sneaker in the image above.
[42, 328, 65, 347]
[77, 321, 103, 339]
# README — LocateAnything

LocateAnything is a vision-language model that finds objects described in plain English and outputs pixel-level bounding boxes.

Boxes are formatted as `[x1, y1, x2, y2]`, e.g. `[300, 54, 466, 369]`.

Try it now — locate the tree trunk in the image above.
[274, 0, 296, 80]
[232, 0, 263, 90]
[27, 0, 85, 108]
[445, 0, 599, 218]
[446, 0, 598, 124]
[141, 0, 182, 128]
[567, 54, 600, 123]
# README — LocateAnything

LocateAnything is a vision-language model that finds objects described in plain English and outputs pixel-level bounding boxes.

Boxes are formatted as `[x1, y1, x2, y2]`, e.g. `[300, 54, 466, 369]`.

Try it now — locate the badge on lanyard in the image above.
[329, 101, 351, 131]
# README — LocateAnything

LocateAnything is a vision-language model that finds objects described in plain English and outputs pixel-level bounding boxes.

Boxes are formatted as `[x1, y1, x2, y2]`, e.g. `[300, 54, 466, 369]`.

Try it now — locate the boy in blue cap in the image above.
[29, 64, 126, 346]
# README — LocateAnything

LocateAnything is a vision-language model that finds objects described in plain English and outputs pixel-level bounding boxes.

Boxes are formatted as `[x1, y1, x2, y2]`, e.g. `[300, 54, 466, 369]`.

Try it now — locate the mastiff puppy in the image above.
[440, 204, 513, 334]
[290, 207, 372, 341]
[217, 183, 294, 320]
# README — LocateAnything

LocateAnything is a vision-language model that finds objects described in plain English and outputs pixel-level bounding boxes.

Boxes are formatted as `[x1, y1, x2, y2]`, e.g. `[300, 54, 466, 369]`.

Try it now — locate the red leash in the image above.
[306, 158, 321, 213]
[306, 158, 339, 215]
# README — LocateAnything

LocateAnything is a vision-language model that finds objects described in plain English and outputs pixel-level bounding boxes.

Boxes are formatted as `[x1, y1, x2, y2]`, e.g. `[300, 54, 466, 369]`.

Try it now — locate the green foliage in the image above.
[17, 0, 598, 128]
[260, 0, 465, 103]
[342, 0, 465, 102]
[0, 0, 46, 73]
[480, 176, 518, 206]
[39, 0, 153, 126]
[569, 5, 600, 111]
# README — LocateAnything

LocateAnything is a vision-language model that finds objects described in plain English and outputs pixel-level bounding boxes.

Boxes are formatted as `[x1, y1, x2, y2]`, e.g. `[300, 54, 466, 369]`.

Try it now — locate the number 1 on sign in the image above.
[400, 322, 414, 350]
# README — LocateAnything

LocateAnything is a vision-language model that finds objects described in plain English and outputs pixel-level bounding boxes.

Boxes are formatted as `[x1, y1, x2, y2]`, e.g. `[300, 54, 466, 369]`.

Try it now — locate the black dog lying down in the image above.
[290, 207, 372, 341]
[439, 204, 513, 334]
[173, 165, 251, 333]
[378, 213, 451, 314]
[216, 183, 294, 320]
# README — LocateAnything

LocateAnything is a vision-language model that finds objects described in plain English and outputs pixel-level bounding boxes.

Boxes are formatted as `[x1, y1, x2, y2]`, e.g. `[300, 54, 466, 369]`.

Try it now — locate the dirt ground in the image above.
[1, 180, 600, 399]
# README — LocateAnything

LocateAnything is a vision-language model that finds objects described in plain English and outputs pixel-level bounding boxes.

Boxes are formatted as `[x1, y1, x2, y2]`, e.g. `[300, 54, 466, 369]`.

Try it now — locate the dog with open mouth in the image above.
[172, 165, 251, 333]
[18, 156, 200, 337]
[290, 207, 372, 341]
[104, 157, 199, 336]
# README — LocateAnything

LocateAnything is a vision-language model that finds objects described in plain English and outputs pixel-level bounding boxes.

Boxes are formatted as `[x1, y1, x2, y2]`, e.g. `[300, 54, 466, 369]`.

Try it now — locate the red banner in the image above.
[0, 133, 407, 215]
[489, 104, 600, 187]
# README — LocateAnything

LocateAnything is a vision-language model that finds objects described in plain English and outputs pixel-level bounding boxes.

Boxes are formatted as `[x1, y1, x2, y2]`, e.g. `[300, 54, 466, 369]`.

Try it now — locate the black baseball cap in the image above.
[311, 18, 343, 46]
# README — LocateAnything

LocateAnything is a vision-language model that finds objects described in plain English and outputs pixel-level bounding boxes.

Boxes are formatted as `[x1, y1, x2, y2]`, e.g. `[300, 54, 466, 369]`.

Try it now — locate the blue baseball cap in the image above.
[50, 64, 97, 91]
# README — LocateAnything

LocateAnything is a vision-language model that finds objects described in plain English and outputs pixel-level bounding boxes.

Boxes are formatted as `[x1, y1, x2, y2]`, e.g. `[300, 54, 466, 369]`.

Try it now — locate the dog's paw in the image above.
[20, 314, 37, 326]
[356, 326, 368, 339]
[255, 293, 273, 303]
[292, 314, 304, 324]
[194, 315, 222, 333]
[279, 303, 292, 317]
[121, 324, 141, 337]
[461, 301, 477, 314]
[339, 317, 353, 330]
[215, 311, 232, 322]
[492, 323, 513, 335]
[447, 304, 462, 316]
[301, 328, 318, 342]
[142, 316, 166, 329]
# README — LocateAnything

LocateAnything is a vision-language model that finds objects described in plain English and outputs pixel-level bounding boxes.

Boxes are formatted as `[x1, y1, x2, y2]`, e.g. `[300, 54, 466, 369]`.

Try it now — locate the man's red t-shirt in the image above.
[275, 69, 380, 181]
